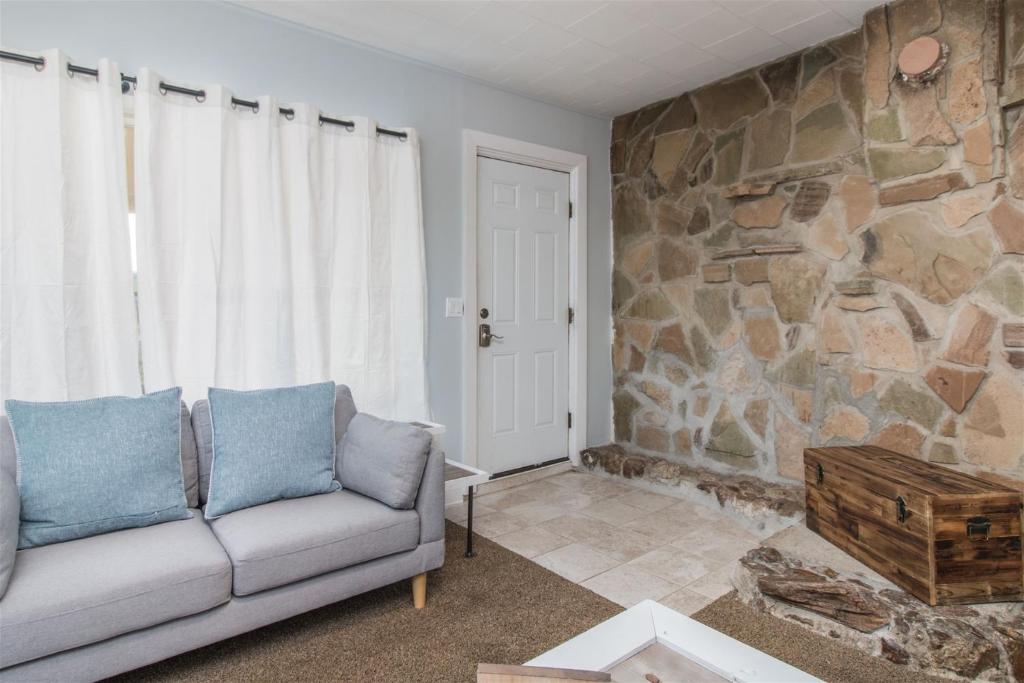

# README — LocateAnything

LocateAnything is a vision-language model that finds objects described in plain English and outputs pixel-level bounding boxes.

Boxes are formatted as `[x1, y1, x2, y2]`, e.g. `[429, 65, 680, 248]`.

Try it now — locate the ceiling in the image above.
[237, 1, 880, 118]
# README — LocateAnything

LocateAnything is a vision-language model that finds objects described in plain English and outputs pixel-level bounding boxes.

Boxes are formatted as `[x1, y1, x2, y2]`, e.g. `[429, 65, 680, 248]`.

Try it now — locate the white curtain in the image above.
[134, 69, 428, 420]
[0, 49, 140, 406]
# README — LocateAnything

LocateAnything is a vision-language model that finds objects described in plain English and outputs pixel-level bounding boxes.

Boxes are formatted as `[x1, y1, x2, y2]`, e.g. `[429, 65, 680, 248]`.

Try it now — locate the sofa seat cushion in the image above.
[209, 490, 420, 596]
[0, 514, 231, 668]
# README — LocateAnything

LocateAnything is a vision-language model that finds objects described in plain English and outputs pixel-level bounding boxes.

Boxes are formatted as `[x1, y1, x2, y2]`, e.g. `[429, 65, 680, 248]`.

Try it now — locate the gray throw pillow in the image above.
[338, 413, 431, 509]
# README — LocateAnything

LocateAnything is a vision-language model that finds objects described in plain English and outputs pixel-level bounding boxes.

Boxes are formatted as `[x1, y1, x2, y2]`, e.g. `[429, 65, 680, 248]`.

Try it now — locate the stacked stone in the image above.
[610, 0, 1023, 485]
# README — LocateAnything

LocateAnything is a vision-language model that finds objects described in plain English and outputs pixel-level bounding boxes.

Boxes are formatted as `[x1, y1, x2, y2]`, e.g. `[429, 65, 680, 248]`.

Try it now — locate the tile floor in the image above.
[446, 468, 780, 613]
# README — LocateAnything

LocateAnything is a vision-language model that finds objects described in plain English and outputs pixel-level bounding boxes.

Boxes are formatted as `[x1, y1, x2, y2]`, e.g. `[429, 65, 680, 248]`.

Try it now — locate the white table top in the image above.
[527, 600, 820, 683]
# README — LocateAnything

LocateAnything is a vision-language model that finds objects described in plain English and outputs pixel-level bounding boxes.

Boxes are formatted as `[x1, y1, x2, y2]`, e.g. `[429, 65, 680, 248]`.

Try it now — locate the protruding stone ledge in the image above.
[742, 153, 865, 185]
[834, 278, 877, 295]
[578, 444, 805, 527]
[878, 171, 969, 205]
[711, 243, 803, 260]
[1004, 323, 1024, 347]
[723, 182, 775, 198]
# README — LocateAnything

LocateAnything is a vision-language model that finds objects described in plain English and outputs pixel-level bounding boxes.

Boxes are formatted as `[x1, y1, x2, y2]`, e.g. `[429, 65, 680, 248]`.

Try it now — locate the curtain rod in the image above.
[0, 49, 408, 140]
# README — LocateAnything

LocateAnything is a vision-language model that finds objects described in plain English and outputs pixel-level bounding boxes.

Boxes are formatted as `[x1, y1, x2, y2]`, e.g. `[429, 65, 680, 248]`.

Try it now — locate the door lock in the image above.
[478, 323, 504, 348]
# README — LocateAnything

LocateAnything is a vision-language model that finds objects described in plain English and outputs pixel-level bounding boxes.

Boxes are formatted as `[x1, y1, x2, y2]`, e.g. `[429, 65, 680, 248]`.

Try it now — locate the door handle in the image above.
[478, 324, 504, 347]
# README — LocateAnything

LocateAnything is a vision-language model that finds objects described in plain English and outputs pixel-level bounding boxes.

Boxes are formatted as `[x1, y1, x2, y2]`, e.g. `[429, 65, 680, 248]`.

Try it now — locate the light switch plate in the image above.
[445, 297, 464, 318]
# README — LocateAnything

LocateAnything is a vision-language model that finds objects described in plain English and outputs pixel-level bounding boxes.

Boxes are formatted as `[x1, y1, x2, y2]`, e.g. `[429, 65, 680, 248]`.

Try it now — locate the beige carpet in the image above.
[112, 522, 944, 683]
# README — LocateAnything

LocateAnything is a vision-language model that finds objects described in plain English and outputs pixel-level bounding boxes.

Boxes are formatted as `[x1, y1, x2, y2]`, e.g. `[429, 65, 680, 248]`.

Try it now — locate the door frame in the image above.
[461, 129, 587, 471]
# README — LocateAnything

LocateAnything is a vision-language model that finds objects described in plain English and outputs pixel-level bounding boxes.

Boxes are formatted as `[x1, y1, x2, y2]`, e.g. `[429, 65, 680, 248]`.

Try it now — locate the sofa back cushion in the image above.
[338, 413, 431, 509]
[203, 381, 340, 519]
[5, 388, 192, 549]
[193, 384, 356, 504]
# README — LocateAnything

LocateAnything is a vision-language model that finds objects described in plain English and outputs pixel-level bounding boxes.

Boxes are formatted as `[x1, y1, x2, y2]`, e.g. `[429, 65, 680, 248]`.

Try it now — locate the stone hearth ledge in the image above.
[579, 444, 804, 536]
[733, 541, 1024, 682]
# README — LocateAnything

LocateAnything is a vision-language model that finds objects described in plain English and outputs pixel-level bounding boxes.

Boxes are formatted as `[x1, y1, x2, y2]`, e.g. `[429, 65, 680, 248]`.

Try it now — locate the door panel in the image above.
[477, 156, 570, 474]
[534, 232, 557, 323]
[491, 352, 518, 435]
[492, 228, 518, 324]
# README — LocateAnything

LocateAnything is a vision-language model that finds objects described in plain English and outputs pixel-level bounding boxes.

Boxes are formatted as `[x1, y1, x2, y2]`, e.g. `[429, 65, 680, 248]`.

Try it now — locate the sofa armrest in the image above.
[1, 417, 20, 599]
[415, 441, 445, 545]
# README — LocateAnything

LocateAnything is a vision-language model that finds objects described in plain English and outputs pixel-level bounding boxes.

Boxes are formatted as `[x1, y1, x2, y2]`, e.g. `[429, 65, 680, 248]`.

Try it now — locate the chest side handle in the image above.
[966, 516, 991, 541]
[895, 496, 907, 524]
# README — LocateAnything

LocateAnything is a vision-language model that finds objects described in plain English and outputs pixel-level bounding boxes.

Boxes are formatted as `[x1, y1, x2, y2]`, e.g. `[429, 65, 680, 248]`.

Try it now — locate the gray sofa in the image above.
[0, 387, 445, 682]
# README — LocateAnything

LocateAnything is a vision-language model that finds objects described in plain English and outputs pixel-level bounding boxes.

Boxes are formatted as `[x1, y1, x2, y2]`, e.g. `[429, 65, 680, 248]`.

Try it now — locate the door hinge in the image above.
[568, 201, 573, 219]
[568, 412, 573, 429]
[568, 306, 575, 324]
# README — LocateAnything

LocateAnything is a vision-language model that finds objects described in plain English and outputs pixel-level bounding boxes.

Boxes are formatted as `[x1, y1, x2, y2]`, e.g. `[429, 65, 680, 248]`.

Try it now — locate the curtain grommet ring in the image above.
[195, 93, 206, 103]
[34, 57, 46, 72]
[250, 102, 259, 114]
[66, 63, 75, 79]
[284, 110, 295, 121]
[345, 124, 355, 132]
[159, 84, 168, 96]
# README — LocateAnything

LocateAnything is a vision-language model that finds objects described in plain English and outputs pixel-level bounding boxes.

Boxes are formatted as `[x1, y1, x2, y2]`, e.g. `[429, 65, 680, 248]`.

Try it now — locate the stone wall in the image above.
[610, 0, 1024, 484]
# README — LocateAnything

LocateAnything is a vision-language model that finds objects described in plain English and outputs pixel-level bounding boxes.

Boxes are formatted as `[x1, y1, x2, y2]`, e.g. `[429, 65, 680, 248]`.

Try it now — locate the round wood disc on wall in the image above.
[898, 36, 942, 78]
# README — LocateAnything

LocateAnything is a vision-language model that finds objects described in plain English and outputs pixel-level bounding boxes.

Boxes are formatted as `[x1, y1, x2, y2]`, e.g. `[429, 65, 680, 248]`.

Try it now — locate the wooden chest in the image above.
[804, 446, 1023, 606]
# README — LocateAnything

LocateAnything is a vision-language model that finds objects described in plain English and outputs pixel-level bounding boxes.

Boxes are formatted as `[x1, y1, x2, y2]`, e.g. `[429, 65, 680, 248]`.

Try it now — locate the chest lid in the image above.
[806, 446, 1018, 499]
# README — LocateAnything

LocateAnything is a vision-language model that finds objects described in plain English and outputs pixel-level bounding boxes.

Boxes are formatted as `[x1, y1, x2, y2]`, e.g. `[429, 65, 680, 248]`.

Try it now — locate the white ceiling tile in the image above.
[533, 67, 600, 92]
[772, 9, 858, 47]
[605, 24, 681, 62]
[828, 0, 883, 24]
[566, 3, 647, 46]
[744, 1, 830, 36]
[674, 58, 736, 86]
[670, 8, 751, 48]
[452, 36, 522, 72]
[621, 68, 689, 93]
[512, 1, 606, 28]
[728, 42, 793, 71]
[721, 0, 776, 15]
[455, 4, 536, 42]
[552, 38, 618, 65]
[502, 20, 579, 59]
[703, 27, 786, 64]
[628, 1, 721, 31]
[237, 0, 863, 117]
[492, 52, 558, 81]
[397, 1, 482, 26]
[642, 42, 716, 78]
[585, 59, 658, 88]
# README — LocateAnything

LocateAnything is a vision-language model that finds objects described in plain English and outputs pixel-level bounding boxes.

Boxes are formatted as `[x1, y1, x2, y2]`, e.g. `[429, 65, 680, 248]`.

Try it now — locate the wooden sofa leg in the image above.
[412, 572, 427, 609]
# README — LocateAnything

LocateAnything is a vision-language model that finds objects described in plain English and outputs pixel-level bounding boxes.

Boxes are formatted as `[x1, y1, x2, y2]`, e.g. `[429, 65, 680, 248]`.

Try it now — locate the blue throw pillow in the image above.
[5, 388, 191, 549]
[205, 381, 339, 519]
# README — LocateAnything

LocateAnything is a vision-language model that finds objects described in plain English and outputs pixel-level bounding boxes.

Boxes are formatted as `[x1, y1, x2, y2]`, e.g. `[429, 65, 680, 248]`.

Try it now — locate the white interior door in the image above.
[477, 156, 570, 475]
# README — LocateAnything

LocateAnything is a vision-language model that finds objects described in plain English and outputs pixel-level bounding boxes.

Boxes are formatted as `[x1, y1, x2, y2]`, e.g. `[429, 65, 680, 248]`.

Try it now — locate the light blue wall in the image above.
[1, 0, 613, 461]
